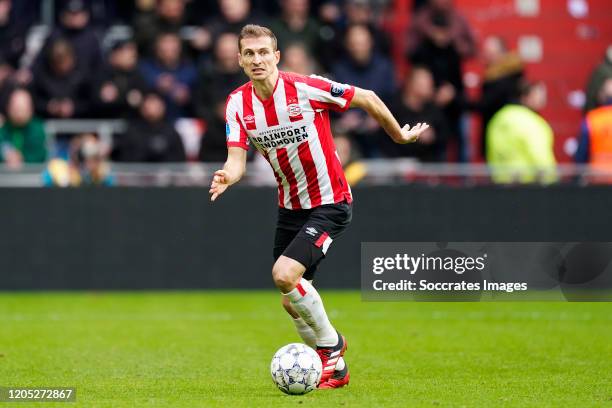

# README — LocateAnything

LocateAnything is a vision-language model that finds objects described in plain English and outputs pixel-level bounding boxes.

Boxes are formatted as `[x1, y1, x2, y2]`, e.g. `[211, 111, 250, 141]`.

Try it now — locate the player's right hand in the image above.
[209, 170, 230, 202]
[397, 122, 430, 144]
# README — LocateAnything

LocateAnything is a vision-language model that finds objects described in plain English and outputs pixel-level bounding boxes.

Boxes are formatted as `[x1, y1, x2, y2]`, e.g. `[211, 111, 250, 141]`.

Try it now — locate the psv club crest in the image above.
[287, 103, 302, 117]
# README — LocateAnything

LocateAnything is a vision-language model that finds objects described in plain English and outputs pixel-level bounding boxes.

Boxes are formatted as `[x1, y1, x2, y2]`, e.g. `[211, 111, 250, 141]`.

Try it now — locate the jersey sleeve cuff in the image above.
[227, 141, 249, 150]
[336, 86, 356, 112]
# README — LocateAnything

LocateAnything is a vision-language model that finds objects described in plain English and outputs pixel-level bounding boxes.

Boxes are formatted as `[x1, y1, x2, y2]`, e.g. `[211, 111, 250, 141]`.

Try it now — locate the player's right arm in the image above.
[301, 74, 429, 144]
[209, 147, 247, 202]
[210, 93, 249, 202]
[350, 87, 429, 144]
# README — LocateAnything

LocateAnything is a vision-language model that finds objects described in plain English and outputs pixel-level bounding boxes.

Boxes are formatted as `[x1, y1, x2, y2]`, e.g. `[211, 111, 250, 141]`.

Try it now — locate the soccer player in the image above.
[209, 24, 429, 389]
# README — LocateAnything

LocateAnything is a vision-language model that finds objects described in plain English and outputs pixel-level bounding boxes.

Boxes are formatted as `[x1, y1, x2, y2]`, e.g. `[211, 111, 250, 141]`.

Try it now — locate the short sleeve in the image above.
[302, 74, 355, 112]
[225, 94, 249, 150]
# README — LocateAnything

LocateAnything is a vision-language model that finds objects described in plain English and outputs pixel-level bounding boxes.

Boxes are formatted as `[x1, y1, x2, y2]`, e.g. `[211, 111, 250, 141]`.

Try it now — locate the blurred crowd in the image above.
[0, 0, 610, 186]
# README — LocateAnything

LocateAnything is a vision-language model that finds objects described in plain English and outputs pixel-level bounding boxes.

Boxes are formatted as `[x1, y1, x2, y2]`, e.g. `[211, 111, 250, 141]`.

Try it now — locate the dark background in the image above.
[2, 186, 611, 289]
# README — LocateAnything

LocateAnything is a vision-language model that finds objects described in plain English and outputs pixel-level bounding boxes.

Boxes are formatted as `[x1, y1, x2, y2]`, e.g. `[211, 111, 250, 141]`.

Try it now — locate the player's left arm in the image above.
[349, 87, 429, 144]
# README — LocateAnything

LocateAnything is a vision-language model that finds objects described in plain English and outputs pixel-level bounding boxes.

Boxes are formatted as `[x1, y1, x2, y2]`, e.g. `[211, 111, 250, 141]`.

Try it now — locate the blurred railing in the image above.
[2, 161, 612, 187]
[44, 119, 127, 147]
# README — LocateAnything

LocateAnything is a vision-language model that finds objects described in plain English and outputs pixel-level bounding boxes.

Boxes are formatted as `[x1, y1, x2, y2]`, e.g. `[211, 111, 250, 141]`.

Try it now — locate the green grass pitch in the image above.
[0, 291, 611, 407]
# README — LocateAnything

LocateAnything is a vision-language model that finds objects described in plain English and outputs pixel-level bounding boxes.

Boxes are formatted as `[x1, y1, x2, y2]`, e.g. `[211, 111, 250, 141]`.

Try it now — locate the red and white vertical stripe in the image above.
[225, 72, 354, 209]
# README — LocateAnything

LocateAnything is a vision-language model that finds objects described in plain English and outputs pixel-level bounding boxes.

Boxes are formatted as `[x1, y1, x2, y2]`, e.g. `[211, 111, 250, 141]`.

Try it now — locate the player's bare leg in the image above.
[273, 255, 348, 385]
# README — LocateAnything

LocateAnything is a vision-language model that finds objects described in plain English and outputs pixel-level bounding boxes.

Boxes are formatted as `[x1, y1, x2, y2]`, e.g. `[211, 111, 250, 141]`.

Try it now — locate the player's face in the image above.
[239, 36, 280, 82]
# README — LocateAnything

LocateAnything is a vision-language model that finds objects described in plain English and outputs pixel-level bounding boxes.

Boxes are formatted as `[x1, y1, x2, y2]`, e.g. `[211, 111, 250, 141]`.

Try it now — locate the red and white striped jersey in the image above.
[225, 71, 355, 209]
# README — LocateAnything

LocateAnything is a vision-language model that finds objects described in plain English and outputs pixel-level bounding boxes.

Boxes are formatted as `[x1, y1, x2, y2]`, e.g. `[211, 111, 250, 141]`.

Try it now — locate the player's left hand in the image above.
[397, 123, 430, 144]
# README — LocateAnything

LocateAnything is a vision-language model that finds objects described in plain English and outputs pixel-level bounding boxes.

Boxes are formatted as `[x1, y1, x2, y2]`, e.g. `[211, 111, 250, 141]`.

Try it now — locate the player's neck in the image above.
[252, 69, 280, 101]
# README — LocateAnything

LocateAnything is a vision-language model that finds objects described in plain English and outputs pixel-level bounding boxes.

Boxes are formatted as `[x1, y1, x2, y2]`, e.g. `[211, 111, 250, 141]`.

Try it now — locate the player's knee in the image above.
[272, 268, 295, 292]
[272, 259, 300, 292]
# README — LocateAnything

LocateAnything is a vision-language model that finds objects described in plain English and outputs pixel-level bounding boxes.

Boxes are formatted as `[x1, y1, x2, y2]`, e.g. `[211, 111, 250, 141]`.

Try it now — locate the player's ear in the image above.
[238, 53, 244, 68]
[274, 50, 280, 64]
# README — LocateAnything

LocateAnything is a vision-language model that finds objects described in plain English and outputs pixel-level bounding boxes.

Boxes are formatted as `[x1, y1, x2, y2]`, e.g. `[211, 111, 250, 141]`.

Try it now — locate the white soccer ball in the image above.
[270, 343, 322, 395]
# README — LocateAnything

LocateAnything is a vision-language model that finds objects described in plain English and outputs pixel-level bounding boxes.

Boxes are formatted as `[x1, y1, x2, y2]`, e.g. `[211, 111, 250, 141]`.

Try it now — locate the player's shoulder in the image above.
[280, 71, 331, 86]
[229, 81, 252, 97]
[226, 81, 252, 105]
[279, 70, 308, 85]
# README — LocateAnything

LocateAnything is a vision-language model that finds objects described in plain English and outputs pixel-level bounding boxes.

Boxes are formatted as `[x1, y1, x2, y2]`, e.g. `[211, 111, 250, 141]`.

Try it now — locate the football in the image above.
[270, 343, 323, 395]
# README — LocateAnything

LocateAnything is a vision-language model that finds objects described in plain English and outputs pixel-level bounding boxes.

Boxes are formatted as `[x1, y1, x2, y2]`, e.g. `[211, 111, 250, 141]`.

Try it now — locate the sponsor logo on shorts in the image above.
[305, 227, 318, 237]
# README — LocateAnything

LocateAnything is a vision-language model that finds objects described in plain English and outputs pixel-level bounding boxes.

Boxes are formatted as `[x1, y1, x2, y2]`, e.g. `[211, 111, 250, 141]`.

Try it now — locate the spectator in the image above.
[332, 23, 396, 157]
[133, 0, 156, 17]
[334, 133, 366, 186]
[31, 38, 92, 119]
[133, 0, 196, 59]
[269, 0, 321, 57]
[469, 35, 524, 159]
[407, 0, 475, 87]
[575, 78, 612, 183]
[195, 33, 246, 162]
[342, 0, 391, 56]
[43, 133, 114, 187]
[0, 0, 28, 84]
[333, 24, 395, 103]
[115, 91, 186, 162]
[584, 45, 612, 113]
[0, 0, 30, 113]
[0, 88, 47, 168]
[382, 66, 449, 161]
[280, 42, 319, 75]
[316, 1, 342, 67]
[139, 31, 197, 120]
[95, 39, 146, 118]
[213, 0, 260, 34]
[57, 0, 121, 28]
[486, 81, 557, 184]
[194, 32, 245, 124]
[36, 0, 103, 79]
[317, 0, 392, 72]
[197, 0, 263, 58]
[407, 0, 476, 161]
[198, 104, 228, 162]
[131, 0, 157, 28]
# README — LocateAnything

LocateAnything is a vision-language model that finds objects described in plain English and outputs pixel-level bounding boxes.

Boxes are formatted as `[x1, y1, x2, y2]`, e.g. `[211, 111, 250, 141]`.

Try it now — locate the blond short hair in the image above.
[238, 24, 278, 53]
